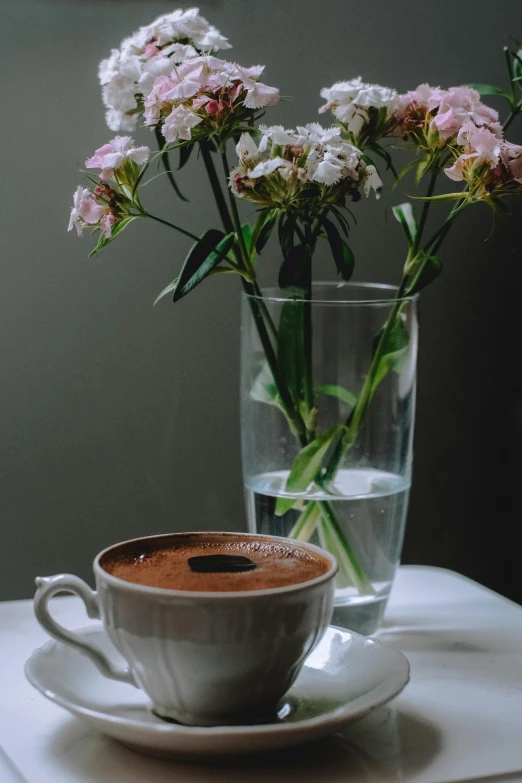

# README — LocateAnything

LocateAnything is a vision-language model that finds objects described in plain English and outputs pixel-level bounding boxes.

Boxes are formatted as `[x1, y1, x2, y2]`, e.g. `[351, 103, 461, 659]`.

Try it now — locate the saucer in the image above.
[25, 624, 409, 759]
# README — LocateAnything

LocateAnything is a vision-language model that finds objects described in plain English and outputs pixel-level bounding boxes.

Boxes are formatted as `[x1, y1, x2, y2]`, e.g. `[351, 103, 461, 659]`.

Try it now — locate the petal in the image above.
[249, 156, 286, 178]
[236, 132, 258, 160]
[243, 83, 279, 109]
[127, 146, 150, 165]
[101, 151, 125, 169]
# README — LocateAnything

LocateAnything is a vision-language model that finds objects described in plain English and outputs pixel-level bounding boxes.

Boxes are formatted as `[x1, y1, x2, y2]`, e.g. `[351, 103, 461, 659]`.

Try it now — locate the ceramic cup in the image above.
[33, 532, 337, 726]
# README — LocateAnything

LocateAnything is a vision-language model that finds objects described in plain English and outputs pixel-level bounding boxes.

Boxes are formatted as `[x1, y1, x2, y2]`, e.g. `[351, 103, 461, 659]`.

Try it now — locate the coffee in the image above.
[100, 533, 329, 592]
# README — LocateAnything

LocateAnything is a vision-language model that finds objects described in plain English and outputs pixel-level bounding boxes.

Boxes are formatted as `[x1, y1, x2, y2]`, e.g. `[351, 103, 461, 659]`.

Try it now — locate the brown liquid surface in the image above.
[100, 535, 329, 592]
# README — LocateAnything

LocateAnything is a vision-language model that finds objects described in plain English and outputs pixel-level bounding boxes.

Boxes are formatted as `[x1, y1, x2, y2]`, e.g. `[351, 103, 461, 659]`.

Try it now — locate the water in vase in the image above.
[245, 468, 410, 635]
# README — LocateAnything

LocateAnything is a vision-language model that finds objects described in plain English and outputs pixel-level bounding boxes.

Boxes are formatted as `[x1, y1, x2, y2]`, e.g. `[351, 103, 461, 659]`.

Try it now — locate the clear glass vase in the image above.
[241, 282, 418, 635]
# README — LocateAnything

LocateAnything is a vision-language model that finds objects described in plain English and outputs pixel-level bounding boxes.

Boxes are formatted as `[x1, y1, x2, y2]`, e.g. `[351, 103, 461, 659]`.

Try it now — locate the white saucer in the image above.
[25, 624, 409, 759]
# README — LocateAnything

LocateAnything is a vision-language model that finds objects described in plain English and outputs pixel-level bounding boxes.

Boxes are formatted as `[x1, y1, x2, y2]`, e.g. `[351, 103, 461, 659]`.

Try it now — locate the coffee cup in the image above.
[33, 532, 337, 726]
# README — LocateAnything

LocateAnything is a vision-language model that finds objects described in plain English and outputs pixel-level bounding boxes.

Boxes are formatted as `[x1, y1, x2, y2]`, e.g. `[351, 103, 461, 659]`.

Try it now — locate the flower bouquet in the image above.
[69, 7, 522, 630]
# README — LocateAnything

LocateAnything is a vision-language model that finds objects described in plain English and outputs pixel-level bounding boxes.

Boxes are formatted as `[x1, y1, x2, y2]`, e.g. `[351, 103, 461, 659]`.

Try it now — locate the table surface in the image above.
[1, 566, 522, 783]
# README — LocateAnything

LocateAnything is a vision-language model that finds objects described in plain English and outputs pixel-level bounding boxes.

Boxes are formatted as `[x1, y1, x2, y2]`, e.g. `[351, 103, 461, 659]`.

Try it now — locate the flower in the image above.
[68, 185, 110, 236]
[162, 104, 203, 142]
[229, 124, 379, 212]
[394, 83, 445, 120]
[144, 56, 279, 143]
[395, 84, 502, 151]
[98, 8, 231, 131]
[319, 77, 398, 136]
[443, 123, 522, 198]
[502, 142, 522, 183]
[68, 174, 140, 241]
[431, 87, 501, 140]
[363, 164, 383, 196]
[85, 136, 150, 179]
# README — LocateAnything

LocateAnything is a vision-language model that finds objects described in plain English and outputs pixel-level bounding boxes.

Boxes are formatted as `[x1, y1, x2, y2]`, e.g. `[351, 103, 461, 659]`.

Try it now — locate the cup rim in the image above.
[94, 531, 338, 599]
[243, 281, 419, 306]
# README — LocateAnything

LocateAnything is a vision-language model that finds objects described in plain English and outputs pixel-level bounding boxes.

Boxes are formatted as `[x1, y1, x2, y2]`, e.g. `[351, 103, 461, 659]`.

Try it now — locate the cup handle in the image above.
[34, 574, 136, 686]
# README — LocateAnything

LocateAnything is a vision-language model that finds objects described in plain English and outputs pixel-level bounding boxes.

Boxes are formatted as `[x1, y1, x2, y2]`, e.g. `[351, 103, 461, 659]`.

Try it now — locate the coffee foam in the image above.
[100, 534, 330, 592]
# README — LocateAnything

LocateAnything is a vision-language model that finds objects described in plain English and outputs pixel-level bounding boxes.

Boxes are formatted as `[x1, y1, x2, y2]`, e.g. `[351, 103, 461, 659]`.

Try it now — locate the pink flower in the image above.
[395, 83, 444, 119]
[502, 142, 522, 183]
[85, 136, 150, 177]
[144, 56, 279, 142]
[68, 186, 106, 236]
[444, 124, 502, 183]
[99, 212, 117, 238]
[205, 100, 220, 115]
[457, 124, 501, 163]
[432, 87, 500, 139]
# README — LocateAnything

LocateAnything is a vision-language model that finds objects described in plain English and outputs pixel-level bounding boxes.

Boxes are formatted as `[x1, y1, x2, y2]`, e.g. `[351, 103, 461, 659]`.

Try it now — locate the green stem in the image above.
[412, 170, 438, 256]
[198, 146, 371, 595]
[145, 213, 201, 244]
[154, 127, 189, 202]
[220, 149, 308, 441]
[318, 501, 375, 594]
[199, 142, 235, 235]
[199, 143, 278, 342]
[288, 501, 320, 541]
[503, 104, 521, 133]
[302, 223, 314, 422]
[145, 212, 239, 267]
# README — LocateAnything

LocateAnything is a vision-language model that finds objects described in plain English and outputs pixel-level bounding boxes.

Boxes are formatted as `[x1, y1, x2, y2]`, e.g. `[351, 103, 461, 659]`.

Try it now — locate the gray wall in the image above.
[1, 0, 521, 600]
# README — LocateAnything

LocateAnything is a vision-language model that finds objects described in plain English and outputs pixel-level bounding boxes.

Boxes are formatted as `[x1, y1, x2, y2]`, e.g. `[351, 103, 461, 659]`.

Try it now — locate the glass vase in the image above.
[241, 282, 418, 635]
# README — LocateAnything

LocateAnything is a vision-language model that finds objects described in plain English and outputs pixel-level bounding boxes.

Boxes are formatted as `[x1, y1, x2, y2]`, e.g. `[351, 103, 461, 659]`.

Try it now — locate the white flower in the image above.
[105, 109, 138, 133]
[258, 125, 298, 152]
[296, 123, 342, 146]
[363, 164, 383, 195]
[319, 77, 398, 134]
[236, 133, 259, 160]
[137, 56, 178, 97]
[249, 157, 289, 178]
[162, 105, 203, 142]
[236, 66, 279, 109]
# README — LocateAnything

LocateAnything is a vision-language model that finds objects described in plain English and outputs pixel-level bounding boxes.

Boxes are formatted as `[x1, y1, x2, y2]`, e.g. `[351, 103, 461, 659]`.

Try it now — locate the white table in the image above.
[1, 566, 522, 783]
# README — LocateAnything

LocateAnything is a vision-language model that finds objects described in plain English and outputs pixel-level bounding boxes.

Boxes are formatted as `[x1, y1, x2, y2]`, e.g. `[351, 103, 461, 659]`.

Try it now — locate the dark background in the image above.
[1, 0, 521, 601]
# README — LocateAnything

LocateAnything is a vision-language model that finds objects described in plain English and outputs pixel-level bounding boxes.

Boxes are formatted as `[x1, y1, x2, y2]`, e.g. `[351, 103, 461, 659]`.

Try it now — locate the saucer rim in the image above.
[25, 624, 410, 737]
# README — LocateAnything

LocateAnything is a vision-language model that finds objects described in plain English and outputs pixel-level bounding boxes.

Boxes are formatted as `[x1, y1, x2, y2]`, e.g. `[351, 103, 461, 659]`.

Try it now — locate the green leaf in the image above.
[285, 425, 346, 494]
[278, 245, 308, 294]
[406, 254, 442, 296]
[277, 298, 305, 401]
[466, 83, 510, 98]
[278, 214, 295, 259]
[154, 277, 179, 306]
[173, 229, 235, 302]
[322, 218, 355, 281]
[288, 501, 321, 540]
[88, 216, 137, 257]
[178, 143, 194, 170]
[329, 206, 351, 237]
[415, 158, 431, 185]
[392, 203, 418, 248]
[410, 192, 467, 202]
[372, 316, 410, 390]
[250, 362, 280, 406]
[315, 384, 357, 408]
[369, 144, 397, 176]
[253, 211, 277, 255]
[241, 223, 253, 255]
[275, 496, 299, 517]
[513, 52, 522, 81]
[393, 159, 420, 187]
